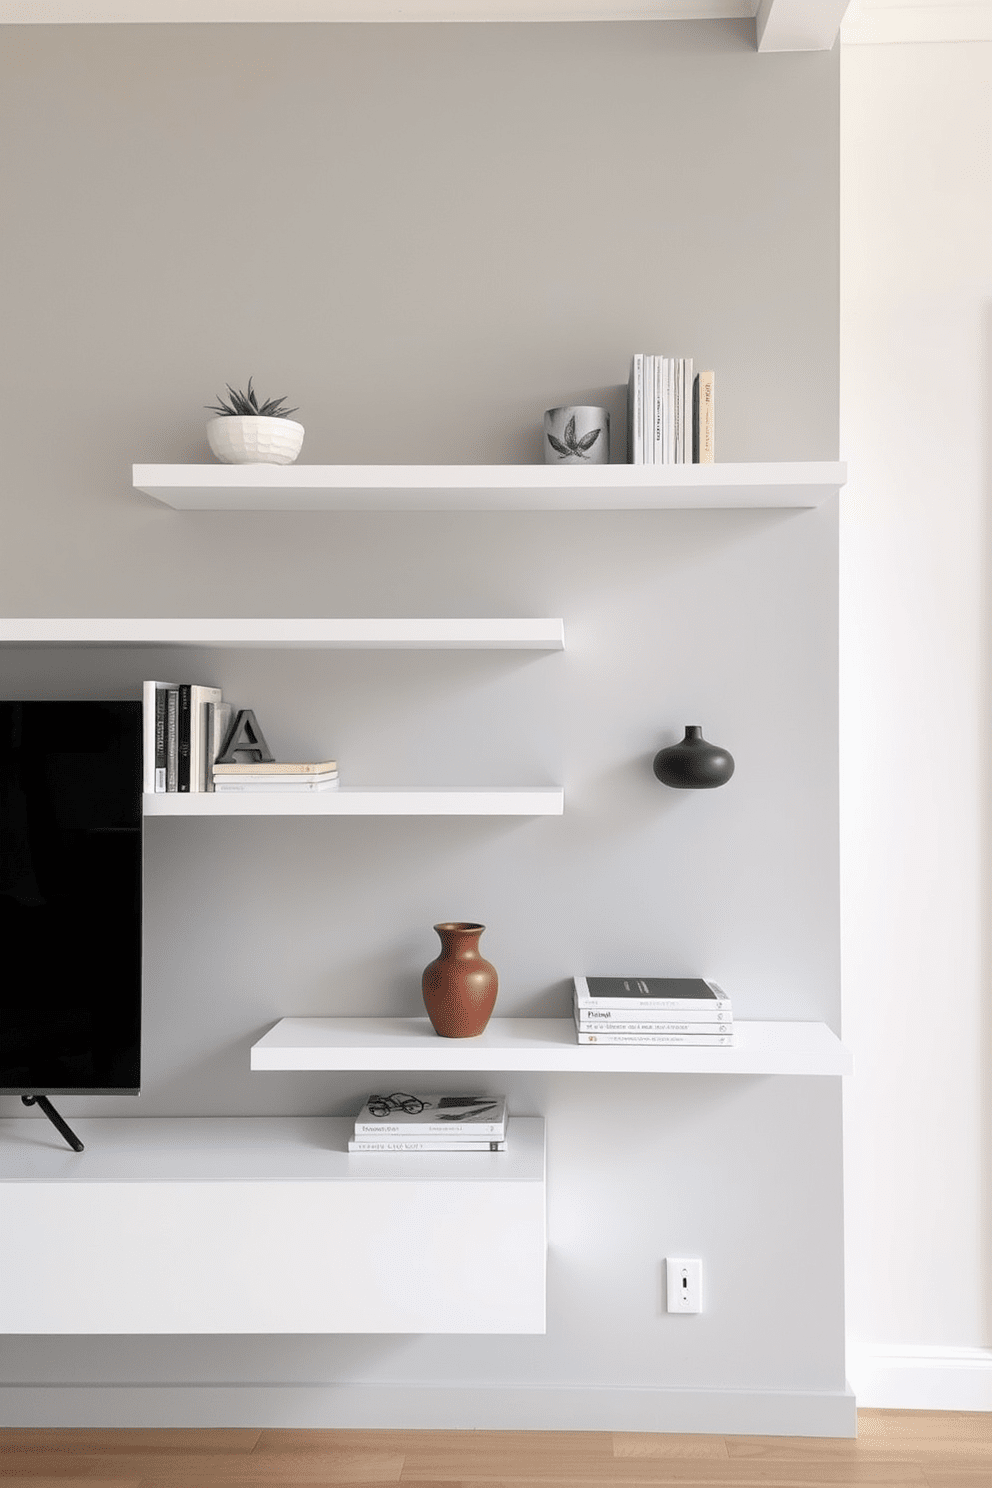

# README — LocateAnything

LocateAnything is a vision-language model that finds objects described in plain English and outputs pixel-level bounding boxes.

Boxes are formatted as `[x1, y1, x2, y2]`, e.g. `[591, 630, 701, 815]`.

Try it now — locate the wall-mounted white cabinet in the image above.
[0, 1116, 546, 1336]
[132, 461, 846, 511]
[251, 1016, 852, 1077]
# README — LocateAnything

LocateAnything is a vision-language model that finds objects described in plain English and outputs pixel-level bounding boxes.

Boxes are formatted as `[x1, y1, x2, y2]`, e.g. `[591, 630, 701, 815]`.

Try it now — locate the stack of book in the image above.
[143, 679, 232, 794]
[572, 976, 734, 1046]
[627, 354, 714, 465]
[212, 759, 339, 793]
[347, 1093, 509, 1153]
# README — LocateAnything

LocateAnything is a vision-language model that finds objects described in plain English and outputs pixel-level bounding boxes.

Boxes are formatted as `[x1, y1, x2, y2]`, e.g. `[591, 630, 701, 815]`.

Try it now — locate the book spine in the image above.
[212, 780, 340, 793]
[575, 1019, 733, 1034]
[628, 354, 643, 464]
[575, 1004, 731, 1024]
[165, 687, 179, 793]
[644, 355, 654, 466]
[683, 358, 694, 463]
[695, 369, 714, 463]
[666, 357, 675, 465]
[576, 1032, 734, 1046]
[154, 687, 168, 792]
[141, 681, 157, 794]
[353, 1121, 507, 1137]
[177, 684, 191, 793]
[348, 1140, 507, 1152]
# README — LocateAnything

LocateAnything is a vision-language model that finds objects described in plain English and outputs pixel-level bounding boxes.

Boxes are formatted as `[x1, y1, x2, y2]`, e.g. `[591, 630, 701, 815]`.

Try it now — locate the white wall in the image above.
[840, 34, 992, 1408]
[0, 21, 846, 1432]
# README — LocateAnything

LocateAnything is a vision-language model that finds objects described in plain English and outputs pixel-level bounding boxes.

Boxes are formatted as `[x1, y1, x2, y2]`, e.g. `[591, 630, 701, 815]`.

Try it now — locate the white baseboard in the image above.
[849, 1346, 992, 1411]
[0, 1382, 856, 1437]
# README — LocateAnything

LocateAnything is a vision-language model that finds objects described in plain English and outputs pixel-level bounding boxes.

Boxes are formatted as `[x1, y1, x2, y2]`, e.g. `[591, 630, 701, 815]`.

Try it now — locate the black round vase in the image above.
[653, 726, 735, 789]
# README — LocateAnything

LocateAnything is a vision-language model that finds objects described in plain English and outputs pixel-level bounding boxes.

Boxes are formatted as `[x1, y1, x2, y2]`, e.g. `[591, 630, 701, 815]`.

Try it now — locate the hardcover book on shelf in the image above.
[573, 1013, 732, 1032]
[353, 1092, 508, 1138]
[573, 976, 732, 1012]
[213, 777, 339, 793]
[206, 701, 233, 792]
[627, 354, 644, 465]
[165, 686, 179, 792]
[189, 684, 222, 793]
[142, 679, 178, 793]
[575, 1028, 733, 1047]
[694, 370, 715, 463]
[213, 759, 338, 775]
[347, 1139, 508, 1153]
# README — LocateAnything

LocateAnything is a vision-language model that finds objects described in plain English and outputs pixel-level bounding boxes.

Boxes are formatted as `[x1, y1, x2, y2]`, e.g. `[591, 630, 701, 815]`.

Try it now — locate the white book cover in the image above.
[354, 1093, 507, 1136]
[644, 354, 655, 466]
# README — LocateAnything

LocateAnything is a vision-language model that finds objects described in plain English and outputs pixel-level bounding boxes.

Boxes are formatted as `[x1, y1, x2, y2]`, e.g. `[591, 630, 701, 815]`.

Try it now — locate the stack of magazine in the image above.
[347, 1093, 509, 1153]
[627, 354, 714, 465]
[573, 977, 734, 1046]
[213, 759, 338, 793]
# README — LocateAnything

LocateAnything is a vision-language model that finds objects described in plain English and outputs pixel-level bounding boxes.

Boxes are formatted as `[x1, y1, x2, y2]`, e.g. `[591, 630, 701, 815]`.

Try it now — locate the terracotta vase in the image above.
[422, 922, 498, 1038]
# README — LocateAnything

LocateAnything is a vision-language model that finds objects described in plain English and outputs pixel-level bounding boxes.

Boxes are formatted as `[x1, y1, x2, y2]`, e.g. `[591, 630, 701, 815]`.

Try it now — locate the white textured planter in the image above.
[207, 416, 305, 466]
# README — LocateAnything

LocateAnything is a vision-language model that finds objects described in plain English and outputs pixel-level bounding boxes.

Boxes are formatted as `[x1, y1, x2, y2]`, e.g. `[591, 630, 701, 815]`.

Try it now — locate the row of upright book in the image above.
[572, 977, 733, 1046]
[628, 354, 714, 465]
[348, 1093, 508, 1153]
[141, 680, 338, 794]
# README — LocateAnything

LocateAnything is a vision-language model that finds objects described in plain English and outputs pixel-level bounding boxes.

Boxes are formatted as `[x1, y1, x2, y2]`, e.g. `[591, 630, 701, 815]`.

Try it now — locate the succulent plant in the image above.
[206, 377, 298, 419]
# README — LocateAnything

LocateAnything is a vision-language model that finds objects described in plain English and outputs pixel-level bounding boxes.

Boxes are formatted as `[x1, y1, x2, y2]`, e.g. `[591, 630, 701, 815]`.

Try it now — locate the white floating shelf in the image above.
[133, 461, 846, 512]
[251, 1017, 852, 1077]
[144, 787, 564, 817]
[0, 1116, 546, 1336]
[0, 617, 564, 650]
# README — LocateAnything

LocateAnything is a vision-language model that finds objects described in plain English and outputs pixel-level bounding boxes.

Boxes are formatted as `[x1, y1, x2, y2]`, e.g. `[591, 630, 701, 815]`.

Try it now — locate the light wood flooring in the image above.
[0, 1412, 989, 1488]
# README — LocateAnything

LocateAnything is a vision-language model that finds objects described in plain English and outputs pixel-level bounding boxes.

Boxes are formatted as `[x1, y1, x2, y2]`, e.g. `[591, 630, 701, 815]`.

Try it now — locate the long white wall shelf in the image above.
[132, 461, 846, 512]
[251, 1017, 852, 1076]
[144, 787, 564, 817]
[0, 1116, 546, 1336]
[0, 617, 564, 650]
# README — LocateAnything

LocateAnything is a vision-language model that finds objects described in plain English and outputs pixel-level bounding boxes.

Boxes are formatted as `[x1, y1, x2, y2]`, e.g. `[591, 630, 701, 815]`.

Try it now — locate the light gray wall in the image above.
[0, 22, 842, 1428]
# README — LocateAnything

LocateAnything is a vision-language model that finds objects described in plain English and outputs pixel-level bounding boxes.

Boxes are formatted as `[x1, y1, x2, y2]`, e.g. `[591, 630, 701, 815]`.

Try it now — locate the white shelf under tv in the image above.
[0, 1116, 546, 1336]
[132, 461, 846, 511]
[0, 617, 563, 650]
[250, 1016, 851, 1077]
[144, 787, 564, 817]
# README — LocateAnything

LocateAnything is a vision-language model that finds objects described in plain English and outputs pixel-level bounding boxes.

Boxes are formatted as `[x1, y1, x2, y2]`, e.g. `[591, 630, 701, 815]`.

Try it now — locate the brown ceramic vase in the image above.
[422, 922, 498, 1038]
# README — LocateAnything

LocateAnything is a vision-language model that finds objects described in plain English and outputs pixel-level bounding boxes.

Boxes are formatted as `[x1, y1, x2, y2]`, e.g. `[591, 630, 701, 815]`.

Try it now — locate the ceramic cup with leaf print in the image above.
[543, 406, 610, 465]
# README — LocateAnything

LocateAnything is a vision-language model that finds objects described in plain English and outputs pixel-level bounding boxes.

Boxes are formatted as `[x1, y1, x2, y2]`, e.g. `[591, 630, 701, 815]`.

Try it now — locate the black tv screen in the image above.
[0, 701, 142, 1094]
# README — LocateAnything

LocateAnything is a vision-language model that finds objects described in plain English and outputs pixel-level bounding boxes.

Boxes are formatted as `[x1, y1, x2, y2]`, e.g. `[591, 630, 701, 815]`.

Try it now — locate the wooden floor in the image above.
[0, 1413, 989, 1488]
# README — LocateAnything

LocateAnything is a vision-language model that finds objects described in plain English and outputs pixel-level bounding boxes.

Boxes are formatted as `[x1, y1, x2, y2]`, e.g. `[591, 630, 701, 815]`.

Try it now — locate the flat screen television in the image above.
[0, 701, 142, 1105]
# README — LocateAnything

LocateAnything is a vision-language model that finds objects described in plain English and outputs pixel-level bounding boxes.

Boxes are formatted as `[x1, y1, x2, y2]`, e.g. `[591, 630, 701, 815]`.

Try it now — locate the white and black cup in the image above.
[543, 405, 610, 465]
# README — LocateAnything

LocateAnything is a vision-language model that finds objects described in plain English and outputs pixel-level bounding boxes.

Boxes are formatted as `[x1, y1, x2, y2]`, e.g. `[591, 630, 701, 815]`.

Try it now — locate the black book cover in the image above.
[585, 978, 719, 1001]
[177, 684, 191, 793]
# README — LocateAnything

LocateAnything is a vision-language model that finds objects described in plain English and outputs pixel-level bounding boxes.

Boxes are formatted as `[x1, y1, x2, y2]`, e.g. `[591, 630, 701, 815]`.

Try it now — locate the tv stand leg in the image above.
[21, 1094, 84, 1152]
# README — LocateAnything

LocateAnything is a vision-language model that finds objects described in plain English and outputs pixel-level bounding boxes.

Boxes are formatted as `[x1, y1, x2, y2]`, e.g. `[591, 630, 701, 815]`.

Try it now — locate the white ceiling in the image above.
[0, 0, 853, 51]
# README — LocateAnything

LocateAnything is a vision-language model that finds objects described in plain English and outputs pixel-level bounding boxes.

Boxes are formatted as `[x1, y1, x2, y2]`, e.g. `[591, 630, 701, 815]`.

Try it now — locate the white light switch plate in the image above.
[666, 1257, 702, 1313]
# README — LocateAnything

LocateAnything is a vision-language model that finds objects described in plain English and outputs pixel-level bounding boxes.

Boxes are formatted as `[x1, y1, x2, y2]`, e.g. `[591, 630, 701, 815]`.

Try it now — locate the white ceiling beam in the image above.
[755, 0, 852, 49]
